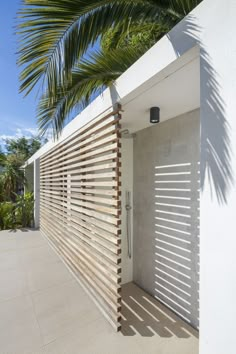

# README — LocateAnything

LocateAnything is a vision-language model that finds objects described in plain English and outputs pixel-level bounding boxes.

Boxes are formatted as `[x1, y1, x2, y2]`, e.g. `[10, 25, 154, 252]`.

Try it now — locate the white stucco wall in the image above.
[34, 159, 40, 229]
[24, 163, 34, 194]
[118, 1, 236, 350]
[166, 1, 236, 353]
[198, 2, 236, 354]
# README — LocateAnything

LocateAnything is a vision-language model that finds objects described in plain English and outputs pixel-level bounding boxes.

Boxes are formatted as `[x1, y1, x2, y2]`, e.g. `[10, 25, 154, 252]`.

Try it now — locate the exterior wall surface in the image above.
[25, 163, 34, 193]
[121, 138, 133, 284]
[34, 159, 40, 228]
[166, 1, 236, 352]
[133, 109, 200, 328]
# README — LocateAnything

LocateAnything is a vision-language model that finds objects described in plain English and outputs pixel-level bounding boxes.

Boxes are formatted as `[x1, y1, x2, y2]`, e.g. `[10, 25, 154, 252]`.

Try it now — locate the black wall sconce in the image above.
[150, 107, 160, 124]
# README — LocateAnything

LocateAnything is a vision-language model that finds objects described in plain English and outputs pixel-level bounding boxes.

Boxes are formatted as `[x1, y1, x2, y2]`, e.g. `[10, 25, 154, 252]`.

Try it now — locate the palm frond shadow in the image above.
[167, 15, 234, 204]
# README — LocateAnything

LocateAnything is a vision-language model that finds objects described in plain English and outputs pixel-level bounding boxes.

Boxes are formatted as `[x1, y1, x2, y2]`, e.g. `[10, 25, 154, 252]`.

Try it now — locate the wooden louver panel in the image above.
[40, 107, 122, 330]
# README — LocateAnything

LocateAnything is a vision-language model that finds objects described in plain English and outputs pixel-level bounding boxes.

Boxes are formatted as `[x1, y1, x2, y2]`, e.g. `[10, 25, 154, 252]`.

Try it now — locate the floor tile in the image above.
[78, 327, 143, 354]
[134, 336, 199, 354]
[42, 317, 110, 354]
[0, 229, 199, 354]
[0, 249, 21, 271]
[19, 244, 60, 269]
[31, 280, 101, 345]
[27, 260, 73, 293]
[0, 295, 43, 353]
[0, 268, 28, 302]
[15, 229, 46, 249]
[42, 316, 143, 354]
[0, 232, 17, 252]
[0, 229, 18, 239]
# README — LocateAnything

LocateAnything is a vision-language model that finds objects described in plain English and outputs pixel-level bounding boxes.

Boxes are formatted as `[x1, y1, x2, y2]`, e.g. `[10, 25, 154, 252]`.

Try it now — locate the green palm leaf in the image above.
[18, 0, 200, 95]
[17, 0, 202, 137]
[37, 47, 142, 137]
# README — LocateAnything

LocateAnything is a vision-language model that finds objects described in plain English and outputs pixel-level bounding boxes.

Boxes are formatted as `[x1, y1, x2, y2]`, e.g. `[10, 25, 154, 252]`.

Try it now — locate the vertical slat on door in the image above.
[40, 108, 122, 330]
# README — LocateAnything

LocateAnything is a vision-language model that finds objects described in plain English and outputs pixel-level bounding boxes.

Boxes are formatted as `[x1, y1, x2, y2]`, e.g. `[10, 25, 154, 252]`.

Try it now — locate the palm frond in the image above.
[37, 47, 142, 138]
[101, 20, 171, 52]
[17, 0, 187, 96]
[17, 0, 202, 138]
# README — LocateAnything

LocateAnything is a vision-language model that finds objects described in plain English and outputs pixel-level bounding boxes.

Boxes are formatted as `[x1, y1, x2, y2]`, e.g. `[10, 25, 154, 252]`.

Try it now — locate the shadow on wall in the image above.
[154, 161, 200, 329]
[168, 15, 234, 204]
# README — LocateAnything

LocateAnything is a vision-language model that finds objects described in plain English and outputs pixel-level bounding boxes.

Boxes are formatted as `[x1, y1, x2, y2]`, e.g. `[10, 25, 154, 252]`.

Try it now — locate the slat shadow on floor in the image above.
[121, 282, 198, 338]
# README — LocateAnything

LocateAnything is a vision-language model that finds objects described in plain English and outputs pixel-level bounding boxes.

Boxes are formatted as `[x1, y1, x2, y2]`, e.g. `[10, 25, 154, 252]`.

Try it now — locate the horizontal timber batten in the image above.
[40, 131, 120, 168]
[40, 161, 118, 177]
[40, 114, 121, 165]
[40, 226, 121, 313]
[41, 141, 119, 170]
[40, 152, 120, 173]
[40, 106, 122, 330]
[42, 228, 121, 328]
[40, 214, 121, 274]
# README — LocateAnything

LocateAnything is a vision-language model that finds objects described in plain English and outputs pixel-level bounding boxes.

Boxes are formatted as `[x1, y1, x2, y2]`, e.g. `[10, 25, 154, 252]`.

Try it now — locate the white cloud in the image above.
[0, 134, 16, 141]
[0, 127, 40, 145]
[23, 128, 39, 135]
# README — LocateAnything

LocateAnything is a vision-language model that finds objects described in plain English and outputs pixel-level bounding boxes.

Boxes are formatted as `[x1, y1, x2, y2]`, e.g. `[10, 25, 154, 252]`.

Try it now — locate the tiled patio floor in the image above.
[0, 229, 199, 354]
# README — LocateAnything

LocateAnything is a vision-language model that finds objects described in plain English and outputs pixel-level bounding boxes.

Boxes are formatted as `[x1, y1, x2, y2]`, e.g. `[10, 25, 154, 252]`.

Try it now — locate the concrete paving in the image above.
[0, 229, 199, 354]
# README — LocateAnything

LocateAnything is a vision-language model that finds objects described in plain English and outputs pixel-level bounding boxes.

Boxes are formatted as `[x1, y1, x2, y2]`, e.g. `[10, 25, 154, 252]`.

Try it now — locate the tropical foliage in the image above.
[0, 136, 43, 202]
[5, 136, 42, 159]
[0, 138, 36, 229]
[17, 0, 202, 137]
[0, 202, 15, 230]
[0, 193, 34, 230]
[37, 48, 143, 137]
[0, 153, 25, 201]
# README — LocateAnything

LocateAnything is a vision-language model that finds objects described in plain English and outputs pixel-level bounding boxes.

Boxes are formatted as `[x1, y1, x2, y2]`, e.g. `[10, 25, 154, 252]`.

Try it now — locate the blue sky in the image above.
[0, 0, 39, 147]
[0, 1, 101, 150]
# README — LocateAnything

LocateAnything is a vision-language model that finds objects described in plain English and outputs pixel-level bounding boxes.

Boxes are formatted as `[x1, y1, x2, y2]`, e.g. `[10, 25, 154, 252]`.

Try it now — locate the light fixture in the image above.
[150, 107, 160, 124]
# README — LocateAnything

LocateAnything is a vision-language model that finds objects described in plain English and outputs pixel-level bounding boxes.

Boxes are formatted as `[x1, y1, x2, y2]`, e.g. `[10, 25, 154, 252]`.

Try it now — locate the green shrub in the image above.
[0, 202, 15, 230]
[15, 193, 34, 228]
[0, 192, 34, 230]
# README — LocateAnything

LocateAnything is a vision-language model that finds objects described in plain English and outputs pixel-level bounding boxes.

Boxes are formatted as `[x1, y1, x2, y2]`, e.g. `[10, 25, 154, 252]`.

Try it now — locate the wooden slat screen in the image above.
[40, 108, 122, 330]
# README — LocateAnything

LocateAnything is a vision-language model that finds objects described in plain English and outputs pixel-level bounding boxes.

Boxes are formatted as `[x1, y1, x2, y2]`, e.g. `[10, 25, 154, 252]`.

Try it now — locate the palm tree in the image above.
[5, 136, 43, 160]
[18, 0, 202, 136]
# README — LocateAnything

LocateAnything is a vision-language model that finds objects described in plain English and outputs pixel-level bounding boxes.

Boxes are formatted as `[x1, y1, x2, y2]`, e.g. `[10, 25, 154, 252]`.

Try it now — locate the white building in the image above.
[25, 1, 236, 353]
